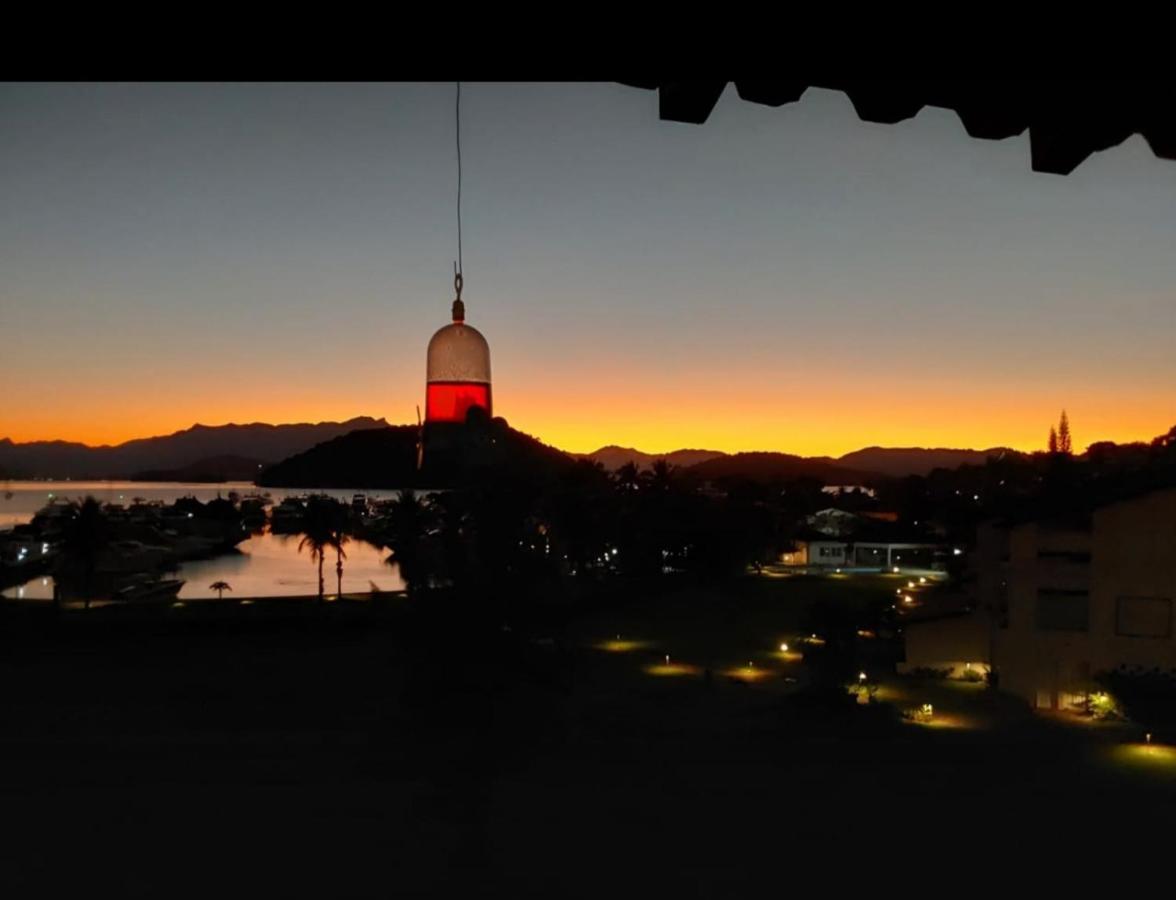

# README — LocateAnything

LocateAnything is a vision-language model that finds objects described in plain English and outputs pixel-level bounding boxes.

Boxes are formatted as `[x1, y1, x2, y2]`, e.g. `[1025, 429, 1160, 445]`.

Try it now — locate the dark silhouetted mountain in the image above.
[0, 417, 387, 479]
[835, 446, 1026, 478]
[577, 445, 727, 471]
[130, 455, 269, 483]
[590, 444, 1028, 481]
[683, 452, 876, 485]
[257, 418, 575, 489]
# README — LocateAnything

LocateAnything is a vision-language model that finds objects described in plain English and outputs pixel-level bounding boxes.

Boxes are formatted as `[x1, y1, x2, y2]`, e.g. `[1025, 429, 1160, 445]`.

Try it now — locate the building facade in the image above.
[974, 488, 1176, 710]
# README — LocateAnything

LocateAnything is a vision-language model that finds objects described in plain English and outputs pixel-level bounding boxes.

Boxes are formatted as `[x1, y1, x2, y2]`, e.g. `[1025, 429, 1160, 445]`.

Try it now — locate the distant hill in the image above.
[834, 446, 1025, 478]
[0, 417, 388, 479]
[683, 452, 876, 485]
[577, 446, 727, 471]
[258, 418, 575, 489]
[130, 455, 269, 483]
[579, 443, 1028, 480]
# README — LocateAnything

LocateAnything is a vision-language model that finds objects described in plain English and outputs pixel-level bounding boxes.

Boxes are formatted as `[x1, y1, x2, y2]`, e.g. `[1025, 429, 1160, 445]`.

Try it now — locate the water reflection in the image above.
[174, 530, 404, 599]
[2, 478, 409, 600]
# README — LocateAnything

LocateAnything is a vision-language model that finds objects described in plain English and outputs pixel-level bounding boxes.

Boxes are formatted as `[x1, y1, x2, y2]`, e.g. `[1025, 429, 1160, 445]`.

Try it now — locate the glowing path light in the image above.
[644, 655, 702, 678]
[592, 634, 655, 653]
[1108, 742, 1176, 771]
[722, 661, 771, 683]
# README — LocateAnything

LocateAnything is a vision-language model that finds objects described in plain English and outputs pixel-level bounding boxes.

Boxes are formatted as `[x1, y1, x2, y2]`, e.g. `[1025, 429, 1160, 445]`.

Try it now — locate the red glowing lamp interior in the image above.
[426, 381, 492, 423]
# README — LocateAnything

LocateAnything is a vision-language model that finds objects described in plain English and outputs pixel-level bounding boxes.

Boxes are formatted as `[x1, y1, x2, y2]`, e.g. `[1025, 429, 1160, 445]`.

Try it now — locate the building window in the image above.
[1035, 589, 1089, 632]
[1115, 596, 1172, 638]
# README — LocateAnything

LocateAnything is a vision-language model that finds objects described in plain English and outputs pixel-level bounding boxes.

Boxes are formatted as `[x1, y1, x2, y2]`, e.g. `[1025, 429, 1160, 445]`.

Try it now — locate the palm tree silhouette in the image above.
[615, 461, 641, 492]
[330, 526, 349, 598]
[57, 497, 110, 610]
[209, 580, 232, 600]
[386, 489, 435, 600]
[645, 459, 675, 493]
[298, 495, 336, 603]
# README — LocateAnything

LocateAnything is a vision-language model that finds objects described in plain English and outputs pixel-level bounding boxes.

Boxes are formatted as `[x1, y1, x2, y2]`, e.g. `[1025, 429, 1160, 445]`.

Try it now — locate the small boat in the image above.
[112, 578, 185, 604]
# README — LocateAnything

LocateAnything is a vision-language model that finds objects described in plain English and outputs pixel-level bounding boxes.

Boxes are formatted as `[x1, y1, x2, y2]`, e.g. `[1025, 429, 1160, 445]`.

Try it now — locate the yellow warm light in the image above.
[722, 665, 771, 683]
[643, 662, 702, 678]
[594, 639, 654, 653]
[1111, 743, 1176, 768]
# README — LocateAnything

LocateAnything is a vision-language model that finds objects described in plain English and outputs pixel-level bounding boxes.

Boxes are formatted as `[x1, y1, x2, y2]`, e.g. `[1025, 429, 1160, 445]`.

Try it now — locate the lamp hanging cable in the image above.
[454, 81, 463, 300]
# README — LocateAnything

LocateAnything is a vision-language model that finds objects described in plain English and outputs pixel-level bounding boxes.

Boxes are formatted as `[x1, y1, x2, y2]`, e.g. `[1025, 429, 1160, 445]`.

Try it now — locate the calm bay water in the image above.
[1, 481, 407, 600]
[0, 481, 410, 530]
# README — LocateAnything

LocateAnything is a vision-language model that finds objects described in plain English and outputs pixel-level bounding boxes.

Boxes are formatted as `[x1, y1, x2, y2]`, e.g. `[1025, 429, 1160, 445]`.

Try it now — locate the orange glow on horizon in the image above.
[3, 372, 1172, 457]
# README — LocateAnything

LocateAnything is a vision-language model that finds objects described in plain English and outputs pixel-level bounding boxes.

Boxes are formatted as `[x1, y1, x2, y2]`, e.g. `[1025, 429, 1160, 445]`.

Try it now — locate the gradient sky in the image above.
[2, 82, 1174, 456]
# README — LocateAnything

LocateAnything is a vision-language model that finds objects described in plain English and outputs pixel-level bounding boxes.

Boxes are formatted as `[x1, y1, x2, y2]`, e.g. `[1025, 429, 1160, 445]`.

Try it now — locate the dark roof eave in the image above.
[619, 80, 1176, 175]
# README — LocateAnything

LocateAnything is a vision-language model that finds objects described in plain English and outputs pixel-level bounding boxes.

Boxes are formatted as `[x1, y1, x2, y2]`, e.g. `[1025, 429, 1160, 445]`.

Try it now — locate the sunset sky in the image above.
[2, 82, 1174, 457]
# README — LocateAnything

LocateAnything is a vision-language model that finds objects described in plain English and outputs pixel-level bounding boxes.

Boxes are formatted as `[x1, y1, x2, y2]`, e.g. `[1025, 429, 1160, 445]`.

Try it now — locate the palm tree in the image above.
[57, 497, 110, 610]
[326, 499, 351, 598]
[386, 489, 435, 600]
[331, 530, 349, 598]
[209, 580, 232, 600]
[298, 495, 336, 603]
[644, 459, 676, 493]
[615, 461, 641, 493]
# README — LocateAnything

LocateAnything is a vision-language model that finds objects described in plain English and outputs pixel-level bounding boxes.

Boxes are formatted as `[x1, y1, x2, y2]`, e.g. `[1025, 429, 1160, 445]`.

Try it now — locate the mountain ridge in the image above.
[0, 417, 389, 479]
[578, 443, 1027, 478]
[1, 420, 1030, 482]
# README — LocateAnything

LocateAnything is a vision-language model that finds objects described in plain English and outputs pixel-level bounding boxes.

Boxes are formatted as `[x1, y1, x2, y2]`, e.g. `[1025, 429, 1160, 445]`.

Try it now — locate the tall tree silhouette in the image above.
[643, 459, 675, 493]
[298, 496, 336, 603]
[57, 497, 110, 610]
[329, 502, 350, 597]
[209, 580, 232, 600]
[1058, 410, 1072, 455]
[1048, 426, 1058, 454]
[615, 461, 641, 493]
[386, 490, 436, 600]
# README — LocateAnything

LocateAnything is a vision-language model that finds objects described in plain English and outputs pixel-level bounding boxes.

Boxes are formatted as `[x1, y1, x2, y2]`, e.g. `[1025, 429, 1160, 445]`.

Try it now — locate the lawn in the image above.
[0, 574, 1173, 896]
